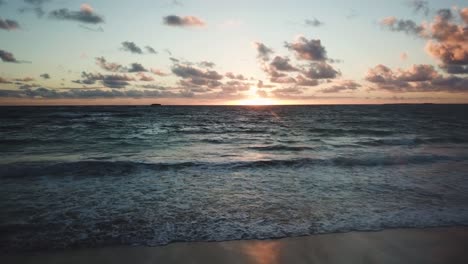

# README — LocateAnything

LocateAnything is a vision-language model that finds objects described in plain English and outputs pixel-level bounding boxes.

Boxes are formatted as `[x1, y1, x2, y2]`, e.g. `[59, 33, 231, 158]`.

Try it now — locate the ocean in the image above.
[1, 104, 468, 252]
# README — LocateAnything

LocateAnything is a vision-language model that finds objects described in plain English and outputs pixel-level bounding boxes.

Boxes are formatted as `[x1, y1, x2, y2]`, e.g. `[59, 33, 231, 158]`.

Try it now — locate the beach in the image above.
[3, 227, 468, 264]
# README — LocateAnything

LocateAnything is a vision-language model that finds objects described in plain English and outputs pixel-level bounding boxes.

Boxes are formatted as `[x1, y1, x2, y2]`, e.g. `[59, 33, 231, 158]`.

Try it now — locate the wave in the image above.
[359, 137, 468, 147]
[310, 128, 395, 136]
[1, 154, 465, 178]
[248, 145, 315, 151]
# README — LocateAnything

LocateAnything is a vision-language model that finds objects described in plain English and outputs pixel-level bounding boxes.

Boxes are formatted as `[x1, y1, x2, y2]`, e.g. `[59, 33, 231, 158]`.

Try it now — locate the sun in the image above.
[237, 97, 278, 106]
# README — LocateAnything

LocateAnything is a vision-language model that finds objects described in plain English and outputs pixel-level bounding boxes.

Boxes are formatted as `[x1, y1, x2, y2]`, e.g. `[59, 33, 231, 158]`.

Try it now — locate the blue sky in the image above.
[0, 0, 467, 104]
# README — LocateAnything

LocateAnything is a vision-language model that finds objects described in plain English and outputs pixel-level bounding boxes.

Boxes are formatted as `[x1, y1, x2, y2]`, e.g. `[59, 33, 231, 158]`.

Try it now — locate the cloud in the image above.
[73, 72, 135, 88]
[163, 15, 205, 27]
[15, 77, 35, 82]
[95, 57, 123, 72]
[127, 63, 148, 72]
[272, 87, 304, 97]
[380, 16, 424, 35]
[121, 41, 143, 54]
[408, 0, 430, 16]
[254, 42, 274, 61]
[461, 7, 468, 24]
[40, 73, 50, 79]
[285, 36, 328, 61]
[366, 64, 468, 92]
[0, 18, 20, 30]
[137, 73, 154, 82]
[380, 8, 468, 74]
[0, 87, 194, 99]
[305, 18, 323, 27]
[320, 80, 361, 93]
[0, 49, 19, 63]
[79, 25, 104, 32]
[172, 64, 223, 80]
[151, 68, 169, 76]
[198, 61, 215, 68]
[303, 62, 340, 79]
[145, 46, 157, 54]
[19, 0, 50, 17]
[49, 4, 104, 24]
[172, 64, 224, 88]
[225, 72, 247, 80]
[269, 56, 299, 72]
[0, 77, 11, 83]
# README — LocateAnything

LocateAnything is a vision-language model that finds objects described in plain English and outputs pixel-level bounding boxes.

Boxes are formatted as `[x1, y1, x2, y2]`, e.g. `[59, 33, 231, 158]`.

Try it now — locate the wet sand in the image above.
[2, 227, 468, 264]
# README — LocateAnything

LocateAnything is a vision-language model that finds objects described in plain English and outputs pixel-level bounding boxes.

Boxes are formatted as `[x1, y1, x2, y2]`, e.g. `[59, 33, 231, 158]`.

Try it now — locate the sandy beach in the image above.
[3, 227, 468, 264]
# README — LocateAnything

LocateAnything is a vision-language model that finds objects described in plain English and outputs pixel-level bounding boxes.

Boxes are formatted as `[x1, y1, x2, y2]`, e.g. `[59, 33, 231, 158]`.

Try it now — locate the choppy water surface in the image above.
[1, 105, 468, 252]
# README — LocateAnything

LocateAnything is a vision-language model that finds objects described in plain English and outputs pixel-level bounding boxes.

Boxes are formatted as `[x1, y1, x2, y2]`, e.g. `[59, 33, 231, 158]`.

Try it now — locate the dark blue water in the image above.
[1, 105, 468, 252]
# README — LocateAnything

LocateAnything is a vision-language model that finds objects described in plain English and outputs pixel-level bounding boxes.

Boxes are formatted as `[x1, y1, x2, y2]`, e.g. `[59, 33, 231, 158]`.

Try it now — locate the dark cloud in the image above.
[408, 0, 429, 16]
[320, 80, 361, 93]
[0, 87, 193, 99]
[163, 15, 205, 27]
[254, 42, 274, 61]
[49, 4, 104, 24]
[74, 72, 135, 88]
[303, 62, 340, 79]
[0, 18, 20, 30]
[285, 36, 327, 61]
[127, 63, 148, 73]
[366, 64, 468, 92]
[439, 64, 468, 74]
[145, 46, 157, 54]
[96, 57, 149, 73]
[172, 64, 223, 80]
[269, 56, 299, 72]
[305, 18, 323, 27]
[40, 73, 50, 79]
[0, 49, 19, 63]
[380, 17, 424, 35]
[121, 41, 143, 54]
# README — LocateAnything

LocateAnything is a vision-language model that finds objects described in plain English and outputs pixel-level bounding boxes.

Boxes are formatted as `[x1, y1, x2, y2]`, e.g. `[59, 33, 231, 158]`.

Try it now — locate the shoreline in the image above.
[2, 226, 468, 264]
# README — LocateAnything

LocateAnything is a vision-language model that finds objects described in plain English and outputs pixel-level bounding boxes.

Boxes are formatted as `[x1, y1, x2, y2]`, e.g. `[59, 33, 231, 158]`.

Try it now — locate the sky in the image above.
[0, 0, 467, 105]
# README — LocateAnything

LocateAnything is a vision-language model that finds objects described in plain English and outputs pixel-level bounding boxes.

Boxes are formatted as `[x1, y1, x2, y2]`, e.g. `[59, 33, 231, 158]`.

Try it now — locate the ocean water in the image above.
[1, 105, 468, 252]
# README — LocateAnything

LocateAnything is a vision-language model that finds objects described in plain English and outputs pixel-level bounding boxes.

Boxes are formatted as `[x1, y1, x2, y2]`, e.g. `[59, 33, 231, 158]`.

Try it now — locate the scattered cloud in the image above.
[320, 80, 361, 93]
[303, 62, 341, 79]
[254, 42, 274, 61]
[408, 0, 430, 16]
[49, 4, 104, 24]
[269, 56, 299, 72]
[73, 72, 135, 88]
[40, 73, 50, 79]
[121, 41, 143, 54]
[285, 36, 328, 61]
[0, 18, 20, 30]
[163, 15, 205, 27]
[127, 63, 148, 73]
[0, 49, 19, 63]
[15, 77, 35, 82]
[19, 0, 51, 17]
[305, 18, 323, 27]
[145, 46, 157, 54]
[366, 64, 468, 92]
[380, 16, 424, 35]
[380, 8, 468, 74]
[95, 57, 123, 72]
